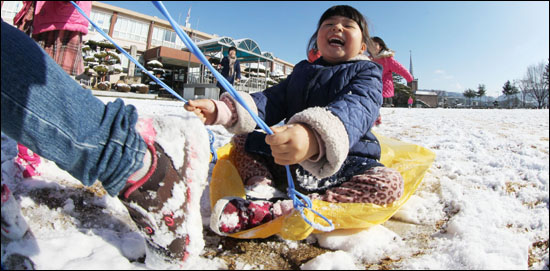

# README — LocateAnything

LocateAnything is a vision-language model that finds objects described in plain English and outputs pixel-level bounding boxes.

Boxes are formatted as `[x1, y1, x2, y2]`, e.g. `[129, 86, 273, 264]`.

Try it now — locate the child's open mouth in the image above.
[328, 37, 345, 46]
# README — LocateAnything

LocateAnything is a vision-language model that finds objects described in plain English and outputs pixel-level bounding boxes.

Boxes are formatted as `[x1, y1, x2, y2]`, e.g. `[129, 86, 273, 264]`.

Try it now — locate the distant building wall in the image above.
[416, 94, 438, 108]
[408, 79, 418, 92]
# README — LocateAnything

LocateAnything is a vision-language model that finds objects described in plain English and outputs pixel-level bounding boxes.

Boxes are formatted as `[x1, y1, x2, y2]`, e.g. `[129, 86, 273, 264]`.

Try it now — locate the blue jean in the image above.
[1, 20, 146, 196]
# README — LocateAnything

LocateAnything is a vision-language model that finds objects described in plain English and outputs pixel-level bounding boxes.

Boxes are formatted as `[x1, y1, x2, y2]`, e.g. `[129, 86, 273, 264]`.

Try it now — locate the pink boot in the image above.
[15, 143, 41, 178]
[210, 197, 294, 235]
[210, 197, 274, 235]
[374, 115, 382, 126]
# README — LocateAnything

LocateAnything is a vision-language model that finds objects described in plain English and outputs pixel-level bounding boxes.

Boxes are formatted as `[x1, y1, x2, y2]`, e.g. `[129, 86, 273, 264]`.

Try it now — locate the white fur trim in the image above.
[210, 197, 235, 236]
[374, 50, 395, 58]
[288, 107, 349, 178]
[220, 92, 258, 134]
[350, 54, 371, 61]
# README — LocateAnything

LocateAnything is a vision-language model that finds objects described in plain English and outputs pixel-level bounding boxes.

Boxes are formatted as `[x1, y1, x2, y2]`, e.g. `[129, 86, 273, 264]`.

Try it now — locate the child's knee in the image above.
[321, 166, 404, 205]
[371, 166, 404, 205]
[229, 134, 273, 183]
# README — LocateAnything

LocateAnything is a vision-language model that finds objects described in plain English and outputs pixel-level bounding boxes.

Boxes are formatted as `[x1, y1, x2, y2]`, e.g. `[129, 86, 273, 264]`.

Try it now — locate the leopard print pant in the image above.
[229, 134, 273, 183]
[310, 166, 403, 205]
[229, 134, 404, 205]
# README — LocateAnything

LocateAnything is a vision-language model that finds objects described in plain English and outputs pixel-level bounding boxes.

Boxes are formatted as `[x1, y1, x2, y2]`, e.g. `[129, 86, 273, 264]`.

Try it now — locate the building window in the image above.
[274, 63, 284, 74]
[113, 16, 148, 43]
[134, 54, 145, 77]
[151, 26, 186, 49]
[285, 66, 293, 75]
[1, 1, 23, 25]
[88, 9, 112, 33]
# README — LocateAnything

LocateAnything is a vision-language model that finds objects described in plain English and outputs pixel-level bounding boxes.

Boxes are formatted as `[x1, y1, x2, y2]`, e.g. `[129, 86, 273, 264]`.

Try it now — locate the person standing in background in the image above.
[217, 46, 241, 96]
[368, 36, 413, 107]
[408, 96, 414, 108]
[13, 1, 91, 77]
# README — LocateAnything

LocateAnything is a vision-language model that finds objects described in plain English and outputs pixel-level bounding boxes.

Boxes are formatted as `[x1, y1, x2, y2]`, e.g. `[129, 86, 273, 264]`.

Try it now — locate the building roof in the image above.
[416, 90, 438, 96]
[92, 1, 213, 39]
[192, 37, 272, 63]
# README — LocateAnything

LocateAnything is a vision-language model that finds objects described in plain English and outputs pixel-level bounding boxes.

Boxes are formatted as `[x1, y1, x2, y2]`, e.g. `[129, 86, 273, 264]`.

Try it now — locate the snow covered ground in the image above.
[1, 96, 548, 270]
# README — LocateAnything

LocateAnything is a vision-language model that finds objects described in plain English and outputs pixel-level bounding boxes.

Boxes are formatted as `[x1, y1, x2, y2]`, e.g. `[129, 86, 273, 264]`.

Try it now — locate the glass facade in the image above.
[113, 16, 148, 43]
[274, 63, 284, 75]
[88, 9, 112, 34]
[151, 26, 186, 49]
[1, 1, 23, 24]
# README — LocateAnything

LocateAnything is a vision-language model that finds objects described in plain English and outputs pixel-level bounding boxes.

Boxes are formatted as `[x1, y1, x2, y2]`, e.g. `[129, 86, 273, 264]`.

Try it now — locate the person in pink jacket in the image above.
[368, 36, 413, 107]
[14, 1, 91, 76]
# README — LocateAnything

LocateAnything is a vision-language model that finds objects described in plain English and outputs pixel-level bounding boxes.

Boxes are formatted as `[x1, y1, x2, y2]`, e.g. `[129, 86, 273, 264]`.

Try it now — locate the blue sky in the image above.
[102, 1, 549, 97]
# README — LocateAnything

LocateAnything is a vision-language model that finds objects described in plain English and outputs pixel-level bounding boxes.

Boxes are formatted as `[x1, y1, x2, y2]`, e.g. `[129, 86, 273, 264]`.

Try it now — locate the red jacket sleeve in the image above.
[388, 57, 413, 82]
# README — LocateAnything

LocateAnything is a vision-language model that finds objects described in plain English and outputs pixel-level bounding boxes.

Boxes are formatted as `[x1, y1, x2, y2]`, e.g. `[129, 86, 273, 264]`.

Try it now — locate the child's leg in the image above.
[312, 166, 404, 205]
[229, 134, 273, 186]
[211, 135, 294, 235]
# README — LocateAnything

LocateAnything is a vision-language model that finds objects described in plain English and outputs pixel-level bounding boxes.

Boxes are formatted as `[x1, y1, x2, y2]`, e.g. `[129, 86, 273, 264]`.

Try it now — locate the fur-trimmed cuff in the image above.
[219, 91, 258, 134]
[288, 107, 349, 178]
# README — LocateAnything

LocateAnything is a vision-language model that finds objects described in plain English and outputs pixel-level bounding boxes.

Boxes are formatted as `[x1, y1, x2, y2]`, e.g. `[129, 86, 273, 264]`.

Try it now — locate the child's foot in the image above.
[1, 253, 35, 270]
[210, 197, 294, 235]
[374, 115, 382, 126]
[16, 143, 41, 178]
[118, 116, 209, 266]
[210, 197, 274, 235]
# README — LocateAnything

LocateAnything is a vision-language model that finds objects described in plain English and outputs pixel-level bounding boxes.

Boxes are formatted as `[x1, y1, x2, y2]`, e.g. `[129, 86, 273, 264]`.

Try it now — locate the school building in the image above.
[1, 1, 295, 97]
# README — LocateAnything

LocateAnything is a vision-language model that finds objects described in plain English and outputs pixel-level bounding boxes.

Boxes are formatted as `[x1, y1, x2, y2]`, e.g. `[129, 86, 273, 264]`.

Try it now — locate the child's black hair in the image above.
[370, 36, 390, 55]
[306, 5, 371, 57]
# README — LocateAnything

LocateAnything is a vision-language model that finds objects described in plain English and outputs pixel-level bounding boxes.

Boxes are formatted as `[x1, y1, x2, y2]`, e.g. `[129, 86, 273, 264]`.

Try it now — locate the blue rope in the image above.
[69, 1, 221, 164]
[152, 1, 333, 232]
[208, 129, 218, 164]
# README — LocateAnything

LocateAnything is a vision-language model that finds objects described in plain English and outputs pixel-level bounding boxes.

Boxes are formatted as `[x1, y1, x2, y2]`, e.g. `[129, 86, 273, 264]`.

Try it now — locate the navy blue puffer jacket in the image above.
[242, 56, 383, 191]
[251, 56, 382, 154]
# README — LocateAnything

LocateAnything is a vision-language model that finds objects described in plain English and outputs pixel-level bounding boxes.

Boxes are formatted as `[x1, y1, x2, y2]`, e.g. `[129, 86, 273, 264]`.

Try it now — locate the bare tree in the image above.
[515, 79, 530, 108]
[544, 60, 549, 89]
[524, 61, 549, 109]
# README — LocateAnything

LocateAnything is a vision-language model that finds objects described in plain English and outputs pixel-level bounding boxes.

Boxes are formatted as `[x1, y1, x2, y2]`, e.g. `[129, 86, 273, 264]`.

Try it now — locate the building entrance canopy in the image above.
[190, 36, 273, 63]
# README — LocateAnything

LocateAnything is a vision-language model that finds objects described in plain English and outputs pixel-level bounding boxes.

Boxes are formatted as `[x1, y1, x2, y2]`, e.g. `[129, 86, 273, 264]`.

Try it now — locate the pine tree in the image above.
[83, 39, 122, 89]
[502, 80, 519, 108]
[463, 88, 477, 106]
[393, 73, 413, 107]
[476, 84, 486, 107]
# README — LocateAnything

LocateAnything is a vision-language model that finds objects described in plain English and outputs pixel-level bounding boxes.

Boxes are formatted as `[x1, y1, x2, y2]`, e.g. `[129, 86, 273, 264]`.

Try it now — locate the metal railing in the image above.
[186, 70, 269, 94]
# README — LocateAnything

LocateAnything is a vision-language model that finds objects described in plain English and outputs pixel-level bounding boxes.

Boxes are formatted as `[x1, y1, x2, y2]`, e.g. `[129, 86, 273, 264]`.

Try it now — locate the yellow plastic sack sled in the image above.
[210, 132, 435, 240]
